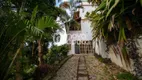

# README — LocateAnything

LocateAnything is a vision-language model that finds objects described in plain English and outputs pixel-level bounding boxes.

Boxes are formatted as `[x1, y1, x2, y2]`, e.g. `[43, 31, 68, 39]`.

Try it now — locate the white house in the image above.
[55, 0, 96, 54]
[68, 2, 97, 55]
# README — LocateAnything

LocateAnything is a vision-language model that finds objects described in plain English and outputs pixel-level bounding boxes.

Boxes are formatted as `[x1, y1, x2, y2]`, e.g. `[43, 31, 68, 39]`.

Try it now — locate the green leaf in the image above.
[118, 27, 126, 42]
[36, 16, 59, 30]
[140, 0, 142, 6]
[31, 6, 38, 24]
[108, 20, 113, 31]
[106, 0, 120, 19]
[95, 0, 106, 11]
[118, 25, 122, 41]
[122, 27, 126, 41]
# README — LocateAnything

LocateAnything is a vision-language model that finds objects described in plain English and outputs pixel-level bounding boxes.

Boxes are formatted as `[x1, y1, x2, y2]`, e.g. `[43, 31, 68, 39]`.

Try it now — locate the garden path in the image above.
[49, 54, 124, 80]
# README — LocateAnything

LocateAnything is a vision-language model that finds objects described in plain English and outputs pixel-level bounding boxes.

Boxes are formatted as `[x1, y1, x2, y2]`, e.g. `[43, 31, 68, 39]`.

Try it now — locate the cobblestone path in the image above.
[51, 54, 124, 80]
[77, 55, 89, 80]
[51, 55, 79, 80]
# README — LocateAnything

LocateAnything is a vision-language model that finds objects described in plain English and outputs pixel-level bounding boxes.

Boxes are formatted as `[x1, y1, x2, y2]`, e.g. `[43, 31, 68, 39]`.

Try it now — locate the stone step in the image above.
[78, 76, 88, 80]
[78, 70, 88, 75]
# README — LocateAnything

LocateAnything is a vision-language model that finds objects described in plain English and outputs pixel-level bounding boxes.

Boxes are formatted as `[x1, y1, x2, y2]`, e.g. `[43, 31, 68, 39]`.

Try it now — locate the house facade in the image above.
[68, 2, 96, 55]
[56, 0, 96, 54]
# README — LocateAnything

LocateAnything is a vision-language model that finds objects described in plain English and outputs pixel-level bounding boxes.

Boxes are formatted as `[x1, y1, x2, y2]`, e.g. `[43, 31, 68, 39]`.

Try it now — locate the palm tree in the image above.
[0, 0, 62, 80]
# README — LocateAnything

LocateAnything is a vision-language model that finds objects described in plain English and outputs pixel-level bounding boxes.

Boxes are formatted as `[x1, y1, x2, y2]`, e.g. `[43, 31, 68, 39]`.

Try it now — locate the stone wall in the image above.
[108, 45, 133, 72]
[93, 39, 142, 78]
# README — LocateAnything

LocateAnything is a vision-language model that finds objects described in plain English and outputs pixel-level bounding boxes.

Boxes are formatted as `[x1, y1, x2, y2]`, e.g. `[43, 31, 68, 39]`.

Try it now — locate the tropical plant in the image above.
[45, 44, 69, 65]
[87, 0, 142, 44]
[86, 0, 142, 70]
[60, 44, 70, 57]
[0, 0, 65, 80]
[0, 5, 26, 80]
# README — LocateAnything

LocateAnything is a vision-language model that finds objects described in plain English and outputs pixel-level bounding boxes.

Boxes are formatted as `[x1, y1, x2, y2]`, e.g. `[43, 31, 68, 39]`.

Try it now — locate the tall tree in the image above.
[0, 0, 64, 80]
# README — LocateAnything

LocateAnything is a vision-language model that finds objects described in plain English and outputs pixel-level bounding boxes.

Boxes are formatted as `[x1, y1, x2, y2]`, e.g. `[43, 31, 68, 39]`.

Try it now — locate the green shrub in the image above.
[116, 72, 138, 80]
[60, 44, 69, 57]
[45, 44, 69, 64]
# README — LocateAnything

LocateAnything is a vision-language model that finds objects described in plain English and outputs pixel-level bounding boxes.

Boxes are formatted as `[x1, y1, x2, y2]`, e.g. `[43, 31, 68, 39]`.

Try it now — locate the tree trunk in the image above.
[15, 44, 23, 80]
[32, 42, 35, 57]
[16, 53, 22, 80]
[38, 39, 43, 66]
[3, 43, 23, 80]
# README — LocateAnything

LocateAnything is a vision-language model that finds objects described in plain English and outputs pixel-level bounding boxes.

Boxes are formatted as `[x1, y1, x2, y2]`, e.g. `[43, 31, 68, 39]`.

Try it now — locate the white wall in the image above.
[68, 20, 92, 41]
[94, 39, 133, 71]
[109, 46, 133, 71]
[93, 39, 108, 58]
[54, 25, 67, 46]
[80, 3, 96, 19]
